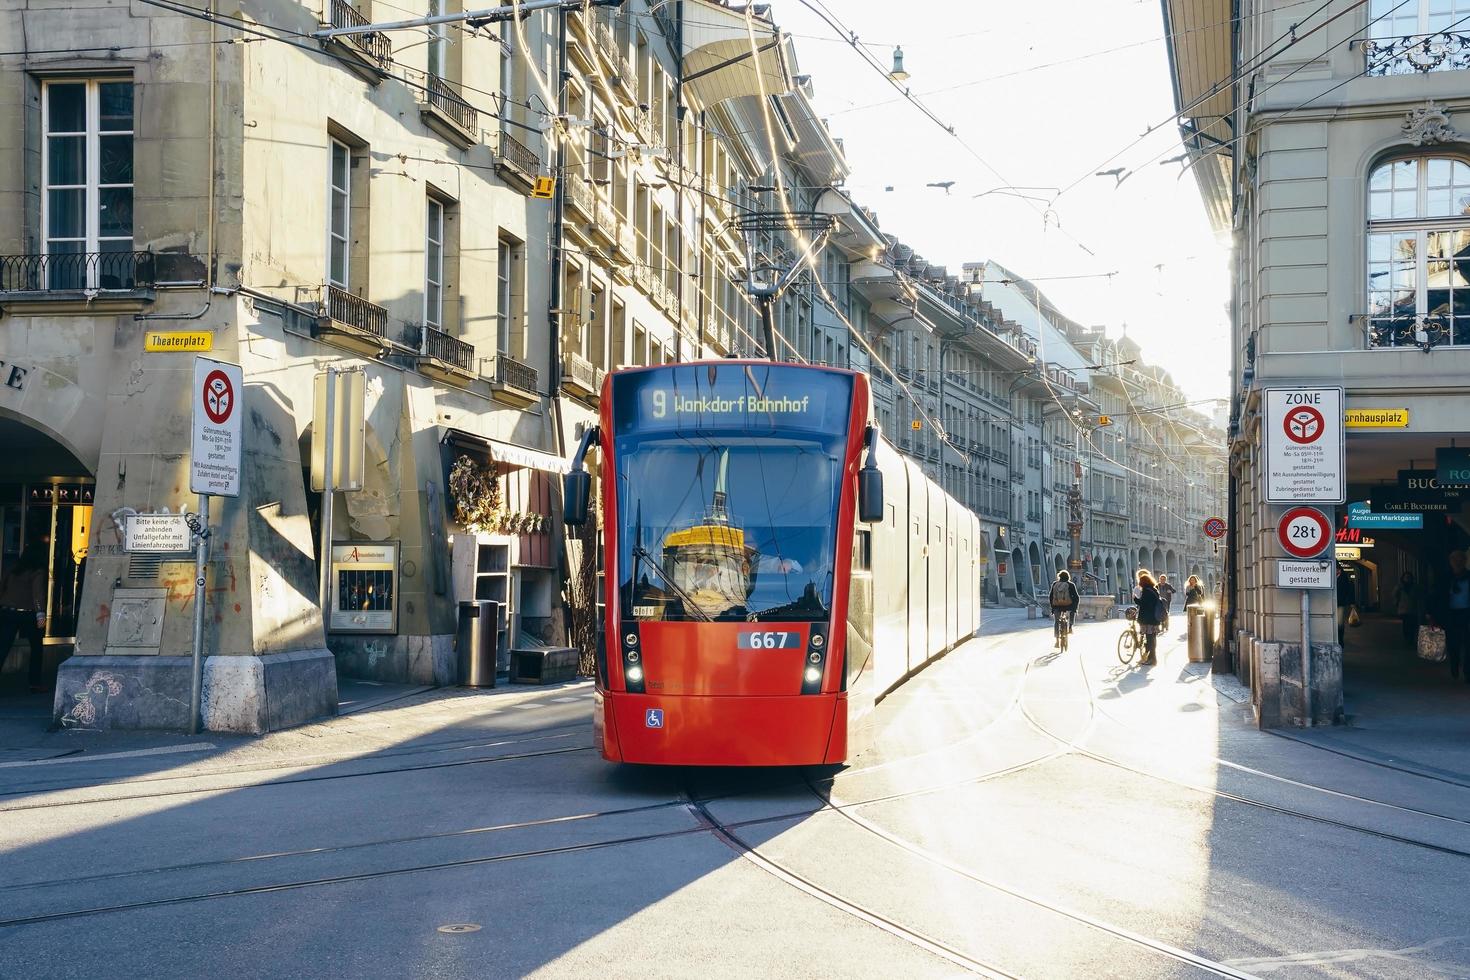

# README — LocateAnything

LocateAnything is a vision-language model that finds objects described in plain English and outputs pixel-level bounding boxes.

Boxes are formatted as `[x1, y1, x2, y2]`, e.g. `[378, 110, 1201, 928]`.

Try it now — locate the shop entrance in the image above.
[0, 417, 95, 693]
[1341, 431, 1470, 735]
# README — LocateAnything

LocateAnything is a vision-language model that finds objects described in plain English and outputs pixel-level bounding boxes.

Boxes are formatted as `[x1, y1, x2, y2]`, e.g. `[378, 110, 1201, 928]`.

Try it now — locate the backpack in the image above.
[1049, 581, 1073, 607]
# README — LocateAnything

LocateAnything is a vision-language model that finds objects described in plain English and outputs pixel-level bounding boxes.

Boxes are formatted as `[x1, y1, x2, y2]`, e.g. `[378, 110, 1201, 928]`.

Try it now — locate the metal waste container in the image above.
[457, 600, 499, 687]
[1186, 607, 1210, 662]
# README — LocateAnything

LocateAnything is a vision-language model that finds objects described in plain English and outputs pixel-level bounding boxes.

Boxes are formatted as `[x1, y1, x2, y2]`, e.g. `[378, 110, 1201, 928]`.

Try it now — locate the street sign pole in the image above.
[189, 498, 211, 735]
[1300, 587, 1312, 728]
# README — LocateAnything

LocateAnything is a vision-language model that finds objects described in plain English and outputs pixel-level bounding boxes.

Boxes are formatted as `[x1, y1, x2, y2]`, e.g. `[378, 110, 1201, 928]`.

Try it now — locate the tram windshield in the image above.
[611, 365, 853, 623]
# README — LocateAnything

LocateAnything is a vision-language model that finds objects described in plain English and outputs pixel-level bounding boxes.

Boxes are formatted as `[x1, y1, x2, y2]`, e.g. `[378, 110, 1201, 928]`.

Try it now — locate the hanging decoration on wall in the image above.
[448, 455, 547, 535]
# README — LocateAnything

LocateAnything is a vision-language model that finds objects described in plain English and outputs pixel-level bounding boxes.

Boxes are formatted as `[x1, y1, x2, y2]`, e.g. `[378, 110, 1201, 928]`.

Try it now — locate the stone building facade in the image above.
[1167, 0, 1470, 725]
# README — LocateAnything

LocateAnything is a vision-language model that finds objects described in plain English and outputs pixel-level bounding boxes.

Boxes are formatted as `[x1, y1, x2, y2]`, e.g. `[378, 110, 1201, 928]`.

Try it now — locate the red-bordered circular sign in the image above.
[202, 369, 234, 425]
[1203, 516, 1227, 539]
[1283, 405, 1325, 445]
[1278, 506, 1332, 559]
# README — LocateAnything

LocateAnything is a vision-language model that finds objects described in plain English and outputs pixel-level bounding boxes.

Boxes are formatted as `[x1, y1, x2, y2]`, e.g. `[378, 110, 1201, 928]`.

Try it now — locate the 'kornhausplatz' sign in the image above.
[1264, 387, 1344, 504]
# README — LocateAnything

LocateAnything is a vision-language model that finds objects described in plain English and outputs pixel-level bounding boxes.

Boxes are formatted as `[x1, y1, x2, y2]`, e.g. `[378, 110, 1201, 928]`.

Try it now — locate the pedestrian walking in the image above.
[1336, 565, 1356, 646]
[1157, 574, 1176, 631]
[1429, 551, 1470, 683]
[0, 550, 48, 693]
[1135, 570, 1164, 666]
[1393, 572, 1422, 650]
[1183, 575, 1205, 610]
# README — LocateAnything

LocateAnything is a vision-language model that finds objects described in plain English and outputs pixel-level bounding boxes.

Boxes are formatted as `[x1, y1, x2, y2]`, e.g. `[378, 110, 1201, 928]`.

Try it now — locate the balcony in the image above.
[1364, 31, 1470, 76]
[565, 175, 596, 225]
[325, 0, 391, 82]
[318, 284, 389, 354]
[0, 250, 157, 313]
[410, 323, 475, 385]
[560, 351, 603, 401]
[485, 350, 539, 407]
[421, 74, 478, 148]
[495, 128, 540, 191]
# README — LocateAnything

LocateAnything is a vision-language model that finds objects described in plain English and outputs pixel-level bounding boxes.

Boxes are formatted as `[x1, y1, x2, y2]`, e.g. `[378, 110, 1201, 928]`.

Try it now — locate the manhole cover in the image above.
[437, 924, 482, 934]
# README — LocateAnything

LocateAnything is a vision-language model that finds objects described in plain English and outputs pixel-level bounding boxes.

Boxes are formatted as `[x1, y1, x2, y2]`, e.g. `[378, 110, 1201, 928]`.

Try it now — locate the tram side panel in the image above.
[952, 493, 964, 655]
[904, 459, 927, 678]
[858, 437, 905, 696]
[926, 478, 946, 660]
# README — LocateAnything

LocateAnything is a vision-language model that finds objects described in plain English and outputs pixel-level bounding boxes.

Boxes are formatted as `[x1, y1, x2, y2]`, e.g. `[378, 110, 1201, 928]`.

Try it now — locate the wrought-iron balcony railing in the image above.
[324, 283, 388, 338]
[0, 250, 155, 292]
[426, 74, 477, 135]
[329, 0, 391, 68]
[1364, 31, 1470, 76]
[561, 351, 600, 395]
[496, 128, 540, 179]
[416, 323, 474, 371]
[487, 350, 538, 394]
[1365, 313, 1463, 350]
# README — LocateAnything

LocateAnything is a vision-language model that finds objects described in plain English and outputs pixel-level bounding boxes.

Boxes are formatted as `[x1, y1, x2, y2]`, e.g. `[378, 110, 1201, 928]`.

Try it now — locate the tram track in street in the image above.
[1014, 629, 1470, 861]
[0, 733, 592, 813]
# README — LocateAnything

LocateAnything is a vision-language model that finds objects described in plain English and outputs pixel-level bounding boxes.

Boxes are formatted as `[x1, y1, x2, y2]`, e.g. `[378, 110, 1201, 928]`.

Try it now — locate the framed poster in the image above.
[329, 541, 399, 633]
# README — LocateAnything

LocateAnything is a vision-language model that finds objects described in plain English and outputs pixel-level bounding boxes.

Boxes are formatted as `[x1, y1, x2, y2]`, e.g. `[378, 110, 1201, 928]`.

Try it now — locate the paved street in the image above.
[2, 611, 1468, 979]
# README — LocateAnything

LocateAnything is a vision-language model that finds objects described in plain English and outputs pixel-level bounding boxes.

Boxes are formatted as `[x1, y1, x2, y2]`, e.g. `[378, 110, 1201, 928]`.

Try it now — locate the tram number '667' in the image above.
[738, 631, 801, 649]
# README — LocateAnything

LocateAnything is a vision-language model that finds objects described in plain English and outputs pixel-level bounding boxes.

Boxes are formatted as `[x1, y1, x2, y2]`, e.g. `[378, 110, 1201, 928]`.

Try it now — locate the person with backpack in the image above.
[1049, 570, 1079, 648]
[1135, 570, 1164, 666]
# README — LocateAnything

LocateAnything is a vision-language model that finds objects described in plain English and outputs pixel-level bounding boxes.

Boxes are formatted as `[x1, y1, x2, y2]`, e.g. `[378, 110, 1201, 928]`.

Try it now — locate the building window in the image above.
[42, 79, 133, 288]
[425, 197, 445, 328]
[1366, 1, 1470, 75]
[328, 139, 351, 288]
[1367, 154, 1470, 347]
[496, 232, 524, 354]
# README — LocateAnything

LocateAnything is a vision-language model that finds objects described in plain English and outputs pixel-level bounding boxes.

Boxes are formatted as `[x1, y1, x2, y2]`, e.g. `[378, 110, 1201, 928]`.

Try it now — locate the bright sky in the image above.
[767, 0, 1233, 402]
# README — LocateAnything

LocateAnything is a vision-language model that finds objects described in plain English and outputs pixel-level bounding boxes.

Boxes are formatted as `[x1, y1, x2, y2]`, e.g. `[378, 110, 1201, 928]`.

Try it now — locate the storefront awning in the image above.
[682, 0, 795, 107]
[441, 429, 570, 474]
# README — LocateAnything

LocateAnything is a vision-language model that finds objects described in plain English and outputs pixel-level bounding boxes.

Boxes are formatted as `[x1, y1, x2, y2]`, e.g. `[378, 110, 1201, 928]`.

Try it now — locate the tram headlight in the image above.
[804, 666, 822, 684]
[626, 650, 640, 664]
[626, 665, 644, 683]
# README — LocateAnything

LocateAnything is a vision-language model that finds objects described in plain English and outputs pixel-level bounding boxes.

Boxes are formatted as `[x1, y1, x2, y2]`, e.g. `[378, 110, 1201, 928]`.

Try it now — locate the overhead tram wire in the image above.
[1052, 0, 1396, 202]
[1051, 0, 1353, 199]
[820, 0, 1343, 119]
[737, 7, 957, 457]
[1143, 4, 1469, 183]
[132, 0, 552, 130]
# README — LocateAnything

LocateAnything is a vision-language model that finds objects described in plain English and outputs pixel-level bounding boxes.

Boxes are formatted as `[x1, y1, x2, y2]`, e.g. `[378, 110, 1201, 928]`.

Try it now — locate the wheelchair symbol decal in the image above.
[645, 708, 664, 729]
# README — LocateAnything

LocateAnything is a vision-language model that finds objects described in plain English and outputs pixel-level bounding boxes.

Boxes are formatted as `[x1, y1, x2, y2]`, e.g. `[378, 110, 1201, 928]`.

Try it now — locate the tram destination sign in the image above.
[1265, 387, 1344, 504]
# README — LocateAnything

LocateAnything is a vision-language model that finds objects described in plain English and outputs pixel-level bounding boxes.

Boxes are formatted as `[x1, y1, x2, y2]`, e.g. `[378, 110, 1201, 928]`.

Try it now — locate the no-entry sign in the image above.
[1265, 388, 1344, 504]
[1277, 506, 1333, 559]
[191, 356, 242, 497]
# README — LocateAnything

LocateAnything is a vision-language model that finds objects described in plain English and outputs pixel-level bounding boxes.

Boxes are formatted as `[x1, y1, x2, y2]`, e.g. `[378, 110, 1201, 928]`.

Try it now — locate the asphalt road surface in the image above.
[3, 613, 1468, 979]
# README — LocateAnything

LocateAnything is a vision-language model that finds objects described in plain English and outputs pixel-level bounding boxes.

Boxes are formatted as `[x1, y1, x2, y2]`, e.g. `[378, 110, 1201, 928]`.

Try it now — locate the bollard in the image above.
[1186, 607, 1210, 662]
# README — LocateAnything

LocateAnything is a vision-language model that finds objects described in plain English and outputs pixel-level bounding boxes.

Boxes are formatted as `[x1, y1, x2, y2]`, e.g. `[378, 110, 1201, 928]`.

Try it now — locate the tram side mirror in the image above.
[858, 465, 883, 524]
[564, 469, 592, 527]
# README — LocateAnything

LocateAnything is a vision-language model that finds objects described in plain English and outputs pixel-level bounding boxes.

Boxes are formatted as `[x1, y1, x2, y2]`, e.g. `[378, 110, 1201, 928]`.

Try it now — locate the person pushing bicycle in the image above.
[1049, 570, 1079, 647]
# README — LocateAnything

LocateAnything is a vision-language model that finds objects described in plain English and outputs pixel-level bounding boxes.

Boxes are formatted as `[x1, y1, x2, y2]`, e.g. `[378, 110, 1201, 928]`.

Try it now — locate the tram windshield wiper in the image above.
[631, 545, 715, 623]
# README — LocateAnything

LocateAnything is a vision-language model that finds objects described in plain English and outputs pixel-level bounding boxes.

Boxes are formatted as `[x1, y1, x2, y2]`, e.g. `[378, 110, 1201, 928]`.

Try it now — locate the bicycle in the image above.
[1117, 606, 1141, 665]
[1053, 608, 1073, 651]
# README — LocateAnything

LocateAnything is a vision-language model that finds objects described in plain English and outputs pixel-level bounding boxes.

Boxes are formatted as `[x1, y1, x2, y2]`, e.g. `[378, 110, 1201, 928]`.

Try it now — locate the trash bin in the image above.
[1186, 607, 1210, 662]
[457, 600, 499, 687]
[1202, 607, 1217, 661]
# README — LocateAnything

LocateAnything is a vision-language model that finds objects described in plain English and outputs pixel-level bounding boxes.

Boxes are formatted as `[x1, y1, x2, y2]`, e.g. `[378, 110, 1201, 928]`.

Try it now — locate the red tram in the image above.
[564, 361, 982, 766]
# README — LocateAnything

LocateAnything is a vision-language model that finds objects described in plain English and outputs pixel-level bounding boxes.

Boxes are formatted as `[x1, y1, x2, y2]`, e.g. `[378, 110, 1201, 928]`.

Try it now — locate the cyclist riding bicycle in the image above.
[1049, 570, 1080, 647]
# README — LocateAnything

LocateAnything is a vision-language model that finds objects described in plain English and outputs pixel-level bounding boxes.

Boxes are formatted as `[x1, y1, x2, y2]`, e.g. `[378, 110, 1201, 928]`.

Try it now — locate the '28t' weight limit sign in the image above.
[1278, 506, 1332, 559]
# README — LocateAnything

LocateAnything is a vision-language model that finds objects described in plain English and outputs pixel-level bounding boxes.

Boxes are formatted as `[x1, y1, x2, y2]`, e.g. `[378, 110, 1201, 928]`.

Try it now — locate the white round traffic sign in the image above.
[1278, 506, 1332, 559]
